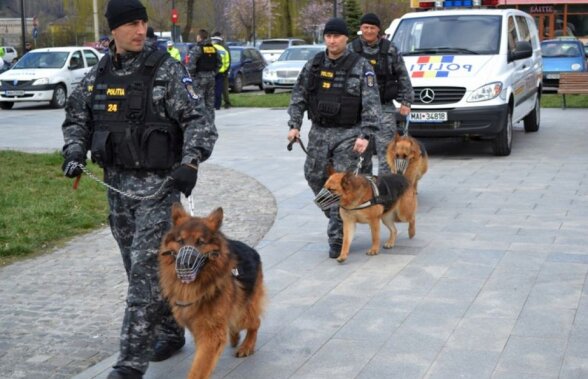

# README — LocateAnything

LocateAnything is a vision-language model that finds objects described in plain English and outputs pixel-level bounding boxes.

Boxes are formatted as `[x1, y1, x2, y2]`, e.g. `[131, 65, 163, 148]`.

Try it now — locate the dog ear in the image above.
[171, 202, 190, 226]
[410, 139, 420, 158]
[341, 172, 353, 191]
[326, 163, 336, 176]
[208, 207, 224, 231]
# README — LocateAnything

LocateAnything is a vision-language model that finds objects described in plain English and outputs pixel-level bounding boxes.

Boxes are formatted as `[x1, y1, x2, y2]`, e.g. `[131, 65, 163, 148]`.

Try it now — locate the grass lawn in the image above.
[0, 151, 108, 265]
[541, 93, 588, 108]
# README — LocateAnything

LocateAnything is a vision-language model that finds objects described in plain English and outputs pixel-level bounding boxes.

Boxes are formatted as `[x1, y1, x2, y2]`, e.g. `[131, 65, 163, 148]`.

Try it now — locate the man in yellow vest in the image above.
[166, 40, 181, 61]
[212, 32, 232, 109]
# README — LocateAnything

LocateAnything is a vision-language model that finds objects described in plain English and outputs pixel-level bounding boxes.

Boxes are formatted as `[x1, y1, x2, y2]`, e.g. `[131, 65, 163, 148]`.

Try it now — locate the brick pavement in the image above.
[2, 107, 588, 379]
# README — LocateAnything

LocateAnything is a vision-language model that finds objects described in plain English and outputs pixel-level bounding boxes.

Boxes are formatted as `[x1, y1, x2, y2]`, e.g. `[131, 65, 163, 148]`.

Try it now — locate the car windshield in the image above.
[278, 47, 323, 61]
[393, 15, 501, 55]
[259, 41, 289, 50]
[13, 52, 69, 69]
[230, 49, 242, 63]
[541, 42, 582, 57]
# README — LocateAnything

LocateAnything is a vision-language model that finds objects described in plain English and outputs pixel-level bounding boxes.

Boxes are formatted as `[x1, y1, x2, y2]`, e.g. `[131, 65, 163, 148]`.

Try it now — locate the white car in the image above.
[0, 46, 103, 110]
[262, 45, 324, 94]
[258, 38, 306, 64]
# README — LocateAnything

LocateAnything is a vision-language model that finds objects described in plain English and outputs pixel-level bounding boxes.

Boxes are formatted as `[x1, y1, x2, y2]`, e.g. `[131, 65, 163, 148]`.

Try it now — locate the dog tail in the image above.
[376, 174, 410, 206]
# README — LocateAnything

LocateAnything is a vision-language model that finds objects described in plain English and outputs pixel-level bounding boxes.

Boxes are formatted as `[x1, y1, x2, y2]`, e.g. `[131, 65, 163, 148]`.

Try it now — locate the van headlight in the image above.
[467, 82, 503, 103]
[32, 78, 50, 85]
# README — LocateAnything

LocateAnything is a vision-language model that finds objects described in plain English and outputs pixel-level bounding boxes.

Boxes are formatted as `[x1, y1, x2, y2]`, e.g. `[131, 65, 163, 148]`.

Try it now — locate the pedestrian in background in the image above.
[61, 0, 217, 378]
[166, 40, 181, 61]
[212, 31, 232, 109]
[349, 13, 413, 175]
[145, 26, 157, 49]
[187, 29, 221, 125]
[287, 18, 382, 259]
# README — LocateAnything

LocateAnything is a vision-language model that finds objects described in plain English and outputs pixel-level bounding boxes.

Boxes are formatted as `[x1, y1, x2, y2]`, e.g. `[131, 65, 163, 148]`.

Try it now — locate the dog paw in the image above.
[235, 347, 255, 357]
[383, 242, 395, 249]
[366, 249, 379, 256]
[336, 256, 347, 263]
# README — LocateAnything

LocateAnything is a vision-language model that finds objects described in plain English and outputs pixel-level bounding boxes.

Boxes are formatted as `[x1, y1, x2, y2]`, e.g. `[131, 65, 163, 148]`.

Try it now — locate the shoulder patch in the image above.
[365, 71, 375, 88]
[182, 76, 200, 100]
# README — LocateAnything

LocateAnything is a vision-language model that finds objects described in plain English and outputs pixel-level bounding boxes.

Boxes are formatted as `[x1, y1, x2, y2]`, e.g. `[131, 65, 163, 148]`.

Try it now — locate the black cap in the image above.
[105, 0, 148, 31]
[323, 18, 349, 36]
[360, 13, 381, 28]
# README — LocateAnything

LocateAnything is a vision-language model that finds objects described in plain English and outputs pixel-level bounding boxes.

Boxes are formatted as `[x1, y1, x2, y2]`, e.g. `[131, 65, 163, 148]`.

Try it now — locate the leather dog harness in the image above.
[341, 175, 396, 212]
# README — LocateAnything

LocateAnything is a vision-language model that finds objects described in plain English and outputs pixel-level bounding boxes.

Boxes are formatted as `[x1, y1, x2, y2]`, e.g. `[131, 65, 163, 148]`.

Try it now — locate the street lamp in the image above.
[20, 0, 26, 54]
[252, 0, 256, 46]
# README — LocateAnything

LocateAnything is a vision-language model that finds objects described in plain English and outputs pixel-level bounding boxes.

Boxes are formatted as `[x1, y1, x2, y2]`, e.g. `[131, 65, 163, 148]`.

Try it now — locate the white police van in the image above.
[388, 3, 542, 155]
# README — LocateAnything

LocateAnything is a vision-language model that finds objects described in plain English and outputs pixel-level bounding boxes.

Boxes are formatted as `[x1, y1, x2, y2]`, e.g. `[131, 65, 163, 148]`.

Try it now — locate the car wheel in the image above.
[0, 102, 14, 110]
[258, 83, 264, 90]
[492, 106, 513, 156]
[523, 93, 540, 132]
[232, 73, 243, 93]
[264, 88, 275, 94]
[50, 84, 67, 108]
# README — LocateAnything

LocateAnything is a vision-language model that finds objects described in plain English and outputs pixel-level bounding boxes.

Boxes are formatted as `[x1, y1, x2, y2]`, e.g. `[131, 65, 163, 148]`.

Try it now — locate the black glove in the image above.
[171, 164, 198, 197]
[62, 151, 86, 178]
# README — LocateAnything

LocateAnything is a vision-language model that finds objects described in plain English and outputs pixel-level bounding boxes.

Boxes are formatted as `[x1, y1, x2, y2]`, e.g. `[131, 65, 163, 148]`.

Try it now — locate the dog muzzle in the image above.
[314, 188, 340, 211]
[175, 245, 208, 284]
[394, 158, 409, 175]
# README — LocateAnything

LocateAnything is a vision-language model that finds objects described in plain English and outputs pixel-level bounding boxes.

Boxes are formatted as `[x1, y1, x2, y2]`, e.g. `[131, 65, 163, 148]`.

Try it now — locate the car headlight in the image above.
[33, 78, 50, 85]
[263, 69, 276, 79]
[467, 82, 503, 103]
[571, 63, 582, 71]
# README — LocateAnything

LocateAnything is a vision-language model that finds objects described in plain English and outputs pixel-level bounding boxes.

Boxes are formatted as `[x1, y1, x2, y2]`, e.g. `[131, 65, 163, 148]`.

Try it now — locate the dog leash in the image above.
[69, 163, 196, 215]
[286, 136, 309, 156]
[402, 114, 411, 136]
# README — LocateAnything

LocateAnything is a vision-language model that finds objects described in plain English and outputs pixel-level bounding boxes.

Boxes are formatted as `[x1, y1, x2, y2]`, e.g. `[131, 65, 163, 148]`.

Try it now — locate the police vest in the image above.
[213, 43, 230, 74]
[195, 43, 217, 72]
[351, 38, 398, 103]
[89, 50, 182, 170]
[308, 52, 362, 127]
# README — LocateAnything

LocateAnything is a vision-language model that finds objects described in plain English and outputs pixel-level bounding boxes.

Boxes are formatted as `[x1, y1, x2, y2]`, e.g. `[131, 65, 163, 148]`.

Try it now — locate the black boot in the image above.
[329, 242, 342, 259]
[151, 337, 186, 362]
[106, 367, 143, 379]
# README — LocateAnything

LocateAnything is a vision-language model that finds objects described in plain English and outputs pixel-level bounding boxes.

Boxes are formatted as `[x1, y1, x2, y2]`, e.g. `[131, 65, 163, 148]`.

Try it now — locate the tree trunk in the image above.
[182, 0, 195, 42]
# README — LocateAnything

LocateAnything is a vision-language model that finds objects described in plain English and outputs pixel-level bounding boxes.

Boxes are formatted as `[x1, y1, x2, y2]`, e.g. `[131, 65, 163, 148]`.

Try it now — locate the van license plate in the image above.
[5, 90, 25, 96]
[410, 111, 447, 123]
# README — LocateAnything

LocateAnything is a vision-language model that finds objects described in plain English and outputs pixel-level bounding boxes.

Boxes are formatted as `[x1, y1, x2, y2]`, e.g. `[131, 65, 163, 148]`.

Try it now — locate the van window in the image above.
[515, 16, 531, 44]
[259, 41, 289, 50]
[393, 15, 501, 55]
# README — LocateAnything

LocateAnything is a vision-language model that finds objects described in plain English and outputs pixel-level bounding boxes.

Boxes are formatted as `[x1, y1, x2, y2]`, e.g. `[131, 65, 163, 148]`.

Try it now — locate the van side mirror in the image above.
[509, 41, 533, 62]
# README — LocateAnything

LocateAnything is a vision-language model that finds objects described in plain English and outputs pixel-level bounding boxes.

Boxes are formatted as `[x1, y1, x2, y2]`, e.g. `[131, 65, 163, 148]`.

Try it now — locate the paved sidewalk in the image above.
[2, 107, 588, 379]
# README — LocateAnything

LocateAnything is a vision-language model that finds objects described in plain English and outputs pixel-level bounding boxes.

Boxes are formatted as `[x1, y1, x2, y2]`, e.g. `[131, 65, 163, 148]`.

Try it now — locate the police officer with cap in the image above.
[287, 17, 382, 259]
[350, 12, 413, 175]
[61, 0, 217, 378]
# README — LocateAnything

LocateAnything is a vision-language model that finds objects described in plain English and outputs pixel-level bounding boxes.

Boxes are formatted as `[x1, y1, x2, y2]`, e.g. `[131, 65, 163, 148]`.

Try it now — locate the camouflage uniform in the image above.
[288, 49, 382, 247]
[187, 38, 221, 127]
[348, 38, 413, 175]
[61, 47, 217, 374]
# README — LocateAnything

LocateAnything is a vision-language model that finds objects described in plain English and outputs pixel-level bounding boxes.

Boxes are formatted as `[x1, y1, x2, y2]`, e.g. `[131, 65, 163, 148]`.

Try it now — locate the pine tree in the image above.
[343, 0, 362, 39]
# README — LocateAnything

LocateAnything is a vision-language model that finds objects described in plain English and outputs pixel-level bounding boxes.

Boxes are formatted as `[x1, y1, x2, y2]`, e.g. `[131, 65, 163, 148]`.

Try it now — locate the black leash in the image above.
[287, 136, 310, 156]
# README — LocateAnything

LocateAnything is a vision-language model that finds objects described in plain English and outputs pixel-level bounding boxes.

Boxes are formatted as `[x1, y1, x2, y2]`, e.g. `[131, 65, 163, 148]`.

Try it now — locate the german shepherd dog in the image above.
[386, 133, 429, 192]
[322, 167, 417, 263]
[158, 204, 266, 379]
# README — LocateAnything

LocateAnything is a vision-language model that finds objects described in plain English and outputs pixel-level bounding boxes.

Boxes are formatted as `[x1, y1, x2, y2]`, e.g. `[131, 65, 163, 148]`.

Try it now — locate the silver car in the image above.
[262, 45, 324, 94]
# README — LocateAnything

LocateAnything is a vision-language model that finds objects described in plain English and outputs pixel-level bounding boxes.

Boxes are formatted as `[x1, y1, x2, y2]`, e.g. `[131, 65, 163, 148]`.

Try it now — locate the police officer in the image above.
[166, 40, 181, 61]
[287, 18, 382, 259]
[212, 31, 232, 109]
[349, 13, 413, 175]
[145, 26, 157, 50]
[187, 29, 221, 126]
[61, 1, 218, 378]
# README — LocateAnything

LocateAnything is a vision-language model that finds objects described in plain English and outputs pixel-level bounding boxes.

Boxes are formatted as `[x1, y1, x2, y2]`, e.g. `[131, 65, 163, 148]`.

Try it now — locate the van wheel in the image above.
[523, 94, 540, 132]
[0, 102, 14, 110]
[232, 74, 243, 93]
[493, 107, 512, 156]
[50, 85, 67, 108]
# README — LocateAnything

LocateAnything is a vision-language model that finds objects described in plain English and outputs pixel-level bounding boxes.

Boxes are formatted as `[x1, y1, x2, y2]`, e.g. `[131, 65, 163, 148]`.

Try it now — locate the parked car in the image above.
[541, 38, 587, 92]
[262, 45, 324, 93]
[228, 46, 267, 93]
[0, 46, 102, 110]
[1, 46, 18, 64]
[258, 38, 306, 64]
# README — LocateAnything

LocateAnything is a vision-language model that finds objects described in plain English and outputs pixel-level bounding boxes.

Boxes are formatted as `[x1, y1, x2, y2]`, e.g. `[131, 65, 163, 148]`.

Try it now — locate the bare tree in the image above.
[298, 0, 332, 43]
[224, 0, 277, 42]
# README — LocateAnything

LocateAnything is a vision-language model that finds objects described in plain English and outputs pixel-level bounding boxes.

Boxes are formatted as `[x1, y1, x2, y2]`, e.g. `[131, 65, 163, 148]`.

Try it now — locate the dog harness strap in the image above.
[343, 176, 380, 210]
[175, 300, 195, 307]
